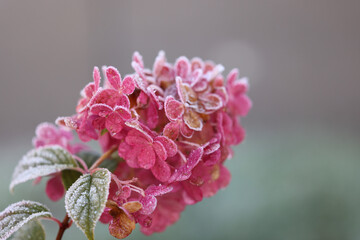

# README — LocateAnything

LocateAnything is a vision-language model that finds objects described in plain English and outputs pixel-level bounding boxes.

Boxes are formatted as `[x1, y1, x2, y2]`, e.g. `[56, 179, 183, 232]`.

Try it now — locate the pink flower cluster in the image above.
[52, 51, 251, 237]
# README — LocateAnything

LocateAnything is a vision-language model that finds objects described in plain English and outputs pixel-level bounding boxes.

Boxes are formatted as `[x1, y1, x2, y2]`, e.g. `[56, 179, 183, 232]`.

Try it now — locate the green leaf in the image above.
[0, 200, 51, 240]
[9, 220, 45, 240]
[76, 151, 119, 172]
[65, 169, 111, 240]
[10, 145, 78, 192]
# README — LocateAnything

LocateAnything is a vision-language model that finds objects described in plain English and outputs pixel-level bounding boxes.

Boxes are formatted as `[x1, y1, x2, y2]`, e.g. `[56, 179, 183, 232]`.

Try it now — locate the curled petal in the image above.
[140, 195, 157, 215]
[191, 57, 204, 72]
[133, 51, 144, 69]
[176, 77, 197, 104]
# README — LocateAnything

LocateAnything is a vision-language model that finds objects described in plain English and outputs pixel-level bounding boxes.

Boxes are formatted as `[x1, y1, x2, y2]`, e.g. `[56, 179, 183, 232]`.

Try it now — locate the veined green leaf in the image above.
[10, 145, 78, 192]
[9, 220, 45, 240]
[65, 169, 111, 240]
[0, 201, 51, 240]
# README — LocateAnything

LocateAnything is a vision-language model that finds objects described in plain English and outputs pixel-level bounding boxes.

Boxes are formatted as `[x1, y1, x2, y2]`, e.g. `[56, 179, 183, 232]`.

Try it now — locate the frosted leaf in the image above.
[9, 220, 45, 240]
[10, 146, 78, 192]
[0, 200, 51, 240]
[65, 169, 111, 240]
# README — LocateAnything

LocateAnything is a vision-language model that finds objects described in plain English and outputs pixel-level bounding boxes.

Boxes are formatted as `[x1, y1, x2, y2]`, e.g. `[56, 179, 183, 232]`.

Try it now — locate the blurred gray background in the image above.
[1, 0, 360, 239]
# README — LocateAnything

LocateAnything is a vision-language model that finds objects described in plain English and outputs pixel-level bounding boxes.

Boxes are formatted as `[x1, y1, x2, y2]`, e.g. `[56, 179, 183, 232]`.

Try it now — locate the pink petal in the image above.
[226, 68, 239, 86]
[182, 181, 203, 204]
[191, 57, 204, 72]
[164, 96, 184, 121]
[137, 91, 148, 107]
[152, 50, 166, 76]
[121, 75, 136, 95]
[151, 158, 171, 182]
[155, 136, 177, 157]
[46, 175, 65, 201]
[133, 51, 144, 68]
[93, 66, 101, 91]
[153, 141, 167, 162]
[199, 93, 223, 111]
[105, 112, 123, 135]
[114, 106, 132, 120]
[146, 100, 159, 129]
[175, 56, 190, 79]
[123, 144, 141, 168]
[138, 145, 156, 169]
[179, 121, 194, 138]
[145, 184, 173, 196]
[106, 66, 122, 90]
[163, 121, 180, 140]
[140, 195, 157, 215]
[90, 103, 113, 117]
[192, 77, 208, 92]
[170, 147, 203, 182]
[82, 82, 96, 98]
[125, 130, 149, 146]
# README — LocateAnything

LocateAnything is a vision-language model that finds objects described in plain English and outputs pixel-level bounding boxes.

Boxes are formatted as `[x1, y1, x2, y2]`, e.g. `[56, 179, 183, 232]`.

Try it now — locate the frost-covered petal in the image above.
[155, 136, 177, 157]
[153, 141, 167, 162]
[226, 68, 239, 86]
[163, 121, 180, 140]
[90, 103, 113, 117]
[179, 121, 194, 138]
[140, 195, 157, 215]
[114, 106, 132, 120]
[121, 75, 135, 95]
[176, 77, 197, 104]
[138, 145, 156, 169]
[146, 100, 159, 129]
[175, 56, 190, 79]
[169, 147, 203, 182]
[183, 109, 203, 131]
[191, 57, 204, 72]
[164, 96, 184, 121]
[105, 112, 123, 135]
[133, 51, 144, 69]
[93, 66, 101, 91]
[106, 66, 122, 90]
[151, 159, 171, 182]
[199, 93, 223, 111]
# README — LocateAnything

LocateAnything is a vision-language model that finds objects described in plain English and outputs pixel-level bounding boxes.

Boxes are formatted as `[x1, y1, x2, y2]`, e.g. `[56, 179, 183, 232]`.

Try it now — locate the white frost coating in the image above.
[65, 169, 111, 240]
[0, 200, 51, 240]
[10, 146, 78, 192]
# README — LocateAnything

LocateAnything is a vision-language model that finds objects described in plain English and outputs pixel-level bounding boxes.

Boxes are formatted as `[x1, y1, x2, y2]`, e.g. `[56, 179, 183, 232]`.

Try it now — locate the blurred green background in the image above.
[1, 0, 360, 239]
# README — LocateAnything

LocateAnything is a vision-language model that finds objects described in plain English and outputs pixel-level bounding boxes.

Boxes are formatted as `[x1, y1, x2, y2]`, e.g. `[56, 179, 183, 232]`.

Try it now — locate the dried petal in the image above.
[183, 109, 203, 131]
[109, 210, 135, 239]
[122, 201, 142, 213]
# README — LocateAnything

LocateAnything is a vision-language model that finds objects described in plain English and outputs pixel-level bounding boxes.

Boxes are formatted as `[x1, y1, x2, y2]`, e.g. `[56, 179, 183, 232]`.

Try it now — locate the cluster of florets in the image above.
[37, 51, 250, 238]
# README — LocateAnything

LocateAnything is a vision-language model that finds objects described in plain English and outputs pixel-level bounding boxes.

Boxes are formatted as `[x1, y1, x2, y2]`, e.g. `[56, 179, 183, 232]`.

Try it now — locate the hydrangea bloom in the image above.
[49, 51, 252, 238]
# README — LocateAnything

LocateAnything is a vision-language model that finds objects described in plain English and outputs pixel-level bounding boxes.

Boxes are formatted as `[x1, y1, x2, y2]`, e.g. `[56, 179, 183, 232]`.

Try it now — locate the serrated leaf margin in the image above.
[10, 145, 78, 192]
[0, 200, 51, 240]
[65, 169, 111, 240]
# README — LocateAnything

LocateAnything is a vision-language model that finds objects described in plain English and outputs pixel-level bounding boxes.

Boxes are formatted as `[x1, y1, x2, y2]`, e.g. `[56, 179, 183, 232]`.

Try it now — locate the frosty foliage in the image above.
[10, 145, 78, 192]
[65, 169, 111, 240]
[0, 201, 51, 240]
[9, 220, 45, 240]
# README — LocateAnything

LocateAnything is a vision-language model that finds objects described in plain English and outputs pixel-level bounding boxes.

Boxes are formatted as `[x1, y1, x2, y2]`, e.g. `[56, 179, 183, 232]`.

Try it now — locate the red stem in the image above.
[55, 214, 71, 240]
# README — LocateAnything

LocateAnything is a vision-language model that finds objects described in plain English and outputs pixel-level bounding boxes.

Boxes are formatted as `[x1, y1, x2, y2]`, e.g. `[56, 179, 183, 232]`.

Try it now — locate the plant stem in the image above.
[89, 146, 117, 171]
[55, 214, 71, 240]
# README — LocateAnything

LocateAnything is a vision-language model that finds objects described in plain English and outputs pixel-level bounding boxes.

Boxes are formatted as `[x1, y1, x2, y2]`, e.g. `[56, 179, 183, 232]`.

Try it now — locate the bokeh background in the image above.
[1, 0, 360, 239]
